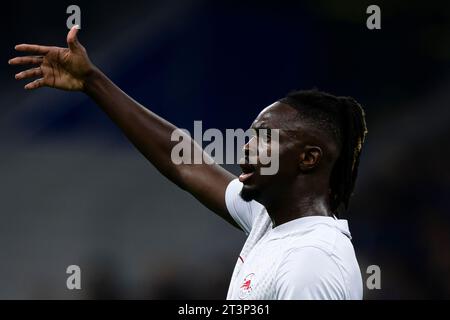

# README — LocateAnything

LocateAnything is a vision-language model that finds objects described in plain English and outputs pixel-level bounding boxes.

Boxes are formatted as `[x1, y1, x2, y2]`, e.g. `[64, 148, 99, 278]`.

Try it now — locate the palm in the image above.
[41, 48, 88, 91]
[9, 26, 94, 91]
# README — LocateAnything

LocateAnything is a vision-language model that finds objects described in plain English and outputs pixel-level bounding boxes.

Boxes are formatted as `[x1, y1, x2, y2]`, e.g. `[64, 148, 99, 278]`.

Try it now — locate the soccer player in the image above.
[9, 26, 367, 299]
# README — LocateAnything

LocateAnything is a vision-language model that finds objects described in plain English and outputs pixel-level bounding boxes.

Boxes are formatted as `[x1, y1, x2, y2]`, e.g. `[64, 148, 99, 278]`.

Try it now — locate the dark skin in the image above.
[9, 27, 338, 229]
[241, 102, 339, 226]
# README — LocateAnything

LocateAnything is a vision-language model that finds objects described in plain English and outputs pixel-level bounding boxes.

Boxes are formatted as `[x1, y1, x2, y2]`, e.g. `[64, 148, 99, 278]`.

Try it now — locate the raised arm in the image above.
[9, 26, 239, 228]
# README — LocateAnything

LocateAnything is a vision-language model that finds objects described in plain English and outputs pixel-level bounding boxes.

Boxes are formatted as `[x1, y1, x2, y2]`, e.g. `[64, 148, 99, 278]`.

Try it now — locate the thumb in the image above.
[67, 25, 81, 52]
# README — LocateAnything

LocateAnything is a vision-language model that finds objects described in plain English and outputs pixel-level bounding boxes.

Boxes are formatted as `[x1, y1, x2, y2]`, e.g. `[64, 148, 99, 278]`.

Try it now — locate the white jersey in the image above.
[225, 179, 363, 300]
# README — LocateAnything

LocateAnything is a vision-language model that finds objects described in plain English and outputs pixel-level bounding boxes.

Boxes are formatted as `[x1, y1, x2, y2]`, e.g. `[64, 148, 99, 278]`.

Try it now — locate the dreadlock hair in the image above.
[278, 89, 368, 216]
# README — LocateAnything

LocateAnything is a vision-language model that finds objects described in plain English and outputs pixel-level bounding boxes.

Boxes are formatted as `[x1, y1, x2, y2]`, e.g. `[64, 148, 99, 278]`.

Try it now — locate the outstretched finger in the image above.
[15, 67, 43, 80]
[67, 25, 81, 52]
[8, 56, 44, 66]
[15, 44, 51, 54]
[24, 78, 45, 90]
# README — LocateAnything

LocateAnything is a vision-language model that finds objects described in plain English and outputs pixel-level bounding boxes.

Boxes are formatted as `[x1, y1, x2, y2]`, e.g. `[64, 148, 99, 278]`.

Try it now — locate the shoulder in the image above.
[275, 246, 347, 299]
[273, 220, 363, 300]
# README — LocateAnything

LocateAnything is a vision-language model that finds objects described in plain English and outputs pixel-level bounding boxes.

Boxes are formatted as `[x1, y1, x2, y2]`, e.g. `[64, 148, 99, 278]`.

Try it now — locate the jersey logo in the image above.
[239, 273, 255, 299]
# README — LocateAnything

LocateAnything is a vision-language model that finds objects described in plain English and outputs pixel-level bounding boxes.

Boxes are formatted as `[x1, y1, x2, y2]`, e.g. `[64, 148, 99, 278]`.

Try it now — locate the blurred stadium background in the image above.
[1, 0, 449, 299]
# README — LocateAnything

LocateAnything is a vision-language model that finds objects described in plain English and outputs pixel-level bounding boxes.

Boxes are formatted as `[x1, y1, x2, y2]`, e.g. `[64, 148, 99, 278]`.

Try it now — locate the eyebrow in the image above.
[250, 122, 271, 130]
[249, 126, 301, 142]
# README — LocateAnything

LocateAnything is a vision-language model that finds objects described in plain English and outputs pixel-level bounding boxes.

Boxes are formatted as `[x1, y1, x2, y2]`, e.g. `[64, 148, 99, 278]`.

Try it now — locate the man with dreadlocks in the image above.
[10, 26, 367, 299]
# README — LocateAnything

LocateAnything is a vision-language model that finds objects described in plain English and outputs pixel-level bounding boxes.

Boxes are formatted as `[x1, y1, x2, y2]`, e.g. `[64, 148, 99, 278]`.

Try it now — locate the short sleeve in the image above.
[275, 247, 346, 300]
[225, 179, 264, 235]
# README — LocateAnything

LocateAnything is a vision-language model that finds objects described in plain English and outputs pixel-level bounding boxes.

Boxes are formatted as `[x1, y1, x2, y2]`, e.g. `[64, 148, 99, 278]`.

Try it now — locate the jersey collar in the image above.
[269, 215, 352, 239]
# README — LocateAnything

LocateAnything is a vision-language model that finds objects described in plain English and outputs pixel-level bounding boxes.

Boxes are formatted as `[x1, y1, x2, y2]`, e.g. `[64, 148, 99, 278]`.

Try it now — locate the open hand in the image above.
[9, 25, 95, 91]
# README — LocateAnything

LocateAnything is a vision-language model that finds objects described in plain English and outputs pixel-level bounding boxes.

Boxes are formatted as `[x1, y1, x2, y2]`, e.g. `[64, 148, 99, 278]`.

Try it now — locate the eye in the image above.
[257, 129, 271, 143]
[245, 128, 257, 144]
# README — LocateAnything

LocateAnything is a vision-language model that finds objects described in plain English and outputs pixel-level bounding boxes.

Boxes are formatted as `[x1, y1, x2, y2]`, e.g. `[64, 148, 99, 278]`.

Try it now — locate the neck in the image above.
[262, 179, 332, 228]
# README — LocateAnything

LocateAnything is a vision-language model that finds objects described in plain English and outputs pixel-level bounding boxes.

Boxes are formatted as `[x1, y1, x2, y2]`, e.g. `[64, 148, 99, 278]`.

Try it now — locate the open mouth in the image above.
[239, 162, 256, 183]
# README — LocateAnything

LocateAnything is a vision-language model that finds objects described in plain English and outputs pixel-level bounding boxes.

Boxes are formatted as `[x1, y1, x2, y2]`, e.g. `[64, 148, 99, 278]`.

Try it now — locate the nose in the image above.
[243, 141, 249, 158]
[240, 143, 249, 165]
[242, 136, 257, 161]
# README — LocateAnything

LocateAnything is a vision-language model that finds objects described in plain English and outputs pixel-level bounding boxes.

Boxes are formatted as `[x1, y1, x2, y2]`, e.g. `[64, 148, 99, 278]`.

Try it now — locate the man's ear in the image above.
[299, 145, 322, 172]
